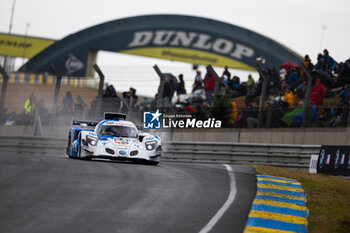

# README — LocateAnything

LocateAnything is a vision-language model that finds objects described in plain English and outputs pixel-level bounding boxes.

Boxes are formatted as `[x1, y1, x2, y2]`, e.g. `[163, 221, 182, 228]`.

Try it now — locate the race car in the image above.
[66, 112, 161, 165]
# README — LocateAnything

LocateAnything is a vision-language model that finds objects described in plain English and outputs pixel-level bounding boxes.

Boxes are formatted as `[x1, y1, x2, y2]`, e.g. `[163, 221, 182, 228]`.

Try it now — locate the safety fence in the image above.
[0, 136, 320, 170]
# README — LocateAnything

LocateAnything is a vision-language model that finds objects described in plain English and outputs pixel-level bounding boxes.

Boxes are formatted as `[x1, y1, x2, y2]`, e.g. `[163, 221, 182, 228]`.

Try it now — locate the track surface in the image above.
[0, 153, 256, 233]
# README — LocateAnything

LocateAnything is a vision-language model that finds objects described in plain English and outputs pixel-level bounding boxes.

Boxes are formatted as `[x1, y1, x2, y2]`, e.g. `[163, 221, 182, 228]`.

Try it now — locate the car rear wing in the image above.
[72, 120, 98, 127]
[104, 112, 127, 121]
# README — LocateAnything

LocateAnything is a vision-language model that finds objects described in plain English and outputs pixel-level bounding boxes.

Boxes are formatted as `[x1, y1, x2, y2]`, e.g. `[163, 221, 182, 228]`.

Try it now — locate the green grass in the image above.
[253, 165, 350, 233]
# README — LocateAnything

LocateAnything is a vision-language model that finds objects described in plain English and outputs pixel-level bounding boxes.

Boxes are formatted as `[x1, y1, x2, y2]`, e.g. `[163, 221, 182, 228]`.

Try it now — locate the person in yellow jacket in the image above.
[283, 86, 294, 108]
[23, 97, 34, 125]
[231, 101, 238, 121]
[24, 97, 32, 115]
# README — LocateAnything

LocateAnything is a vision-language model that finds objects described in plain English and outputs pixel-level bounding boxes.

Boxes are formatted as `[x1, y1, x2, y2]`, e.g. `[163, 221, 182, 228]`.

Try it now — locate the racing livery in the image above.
[66, 113, 161, 165]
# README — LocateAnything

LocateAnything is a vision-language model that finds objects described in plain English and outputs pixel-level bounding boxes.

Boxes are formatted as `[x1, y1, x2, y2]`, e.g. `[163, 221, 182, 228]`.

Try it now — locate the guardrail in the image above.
[163, 141, 321, 170]
[0, 136, 321, 170]
[0, 136, 66, 155]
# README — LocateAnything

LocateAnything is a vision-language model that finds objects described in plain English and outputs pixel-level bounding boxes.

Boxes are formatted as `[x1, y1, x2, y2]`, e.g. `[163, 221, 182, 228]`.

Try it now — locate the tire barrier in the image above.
[317, 145, 350, 176]
[244, 175, 308, 233]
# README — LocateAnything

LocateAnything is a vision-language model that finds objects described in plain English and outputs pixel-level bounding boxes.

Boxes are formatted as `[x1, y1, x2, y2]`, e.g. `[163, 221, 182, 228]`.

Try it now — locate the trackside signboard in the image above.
[0, 33, 54, 58]
[317, 145, 350, 176]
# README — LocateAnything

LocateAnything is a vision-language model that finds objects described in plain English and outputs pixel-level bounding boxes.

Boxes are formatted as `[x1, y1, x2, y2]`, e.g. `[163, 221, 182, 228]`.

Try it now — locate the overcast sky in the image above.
[1, 0, 350, 96]
[1, 0, 350, 62]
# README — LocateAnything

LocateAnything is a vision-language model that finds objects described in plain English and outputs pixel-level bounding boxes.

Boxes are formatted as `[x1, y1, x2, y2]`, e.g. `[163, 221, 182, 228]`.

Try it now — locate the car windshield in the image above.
[98, 125, 138, 138]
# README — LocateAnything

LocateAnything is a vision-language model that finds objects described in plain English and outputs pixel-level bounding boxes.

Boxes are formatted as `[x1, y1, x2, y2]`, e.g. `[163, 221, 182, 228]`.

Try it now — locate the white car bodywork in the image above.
[67, 114, 161, 165]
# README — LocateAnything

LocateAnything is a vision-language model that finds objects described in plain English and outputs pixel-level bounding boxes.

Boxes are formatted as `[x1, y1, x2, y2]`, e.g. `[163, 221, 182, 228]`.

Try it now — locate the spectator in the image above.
[282, 101, 305, 126]
[192, 70, 203, 93]
[245, 84, 258, 108]
[300, 55, 314, 78]
[222, 66, 231, 80]
[285, 68, 301, 90]
[129, 87, 138, 107]
[315, 53, 326, 71]
[323, 49, 337, 72]
[269, 98, 284, 127]
[283, 86, 294, 108]
[231, 101, 238, 121]
[204, 66, 216, 105]
[246, 104, 260, 128]
[310, 78, 326, 108]
[338, 84, 350, 106]
[24, 96, 33, 116]
[231, 76, 241, 97]
[63, 91, 74, 114]
[177, 74, 186, 95]
[268, 68, 281, 94]
[62, 91, 74, 122]
[247, 74, 255, 91]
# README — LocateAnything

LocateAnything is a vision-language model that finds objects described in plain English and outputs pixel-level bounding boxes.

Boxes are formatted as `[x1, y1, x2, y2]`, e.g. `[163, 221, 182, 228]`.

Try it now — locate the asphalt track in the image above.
[0, 153, 256, 233]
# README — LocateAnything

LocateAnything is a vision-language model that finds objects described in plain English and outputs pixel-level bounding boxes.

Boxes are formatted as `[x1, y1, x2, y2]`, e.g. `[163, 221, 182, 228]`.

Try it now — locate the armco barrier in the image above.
[163, 141, 321, 170]
[0, 136, 66, 155]
[0, 137, 320, 170]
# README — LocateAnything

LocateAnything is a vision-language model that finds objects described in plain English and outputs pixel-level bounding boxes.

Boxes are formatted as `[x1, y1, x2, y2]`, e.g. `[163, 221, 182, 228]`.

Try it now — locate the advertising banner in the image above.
[317, 145, 350, 176]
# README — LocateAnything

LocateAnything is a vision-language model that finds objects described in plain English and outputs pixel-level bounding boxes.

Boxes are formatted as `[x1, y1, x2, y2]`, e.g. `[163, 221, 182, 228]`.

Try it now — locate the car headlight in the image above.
[86, 135, 98, 146]
[145, 141, 158, 150]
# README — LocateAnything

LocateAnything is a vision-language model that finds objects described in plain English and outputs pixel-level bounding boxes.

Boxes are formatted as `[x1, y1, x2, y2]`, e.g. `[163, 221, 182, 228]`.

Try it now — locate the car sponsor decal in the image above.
[119, 150, 127, 155]
[102, 121, 135, 127]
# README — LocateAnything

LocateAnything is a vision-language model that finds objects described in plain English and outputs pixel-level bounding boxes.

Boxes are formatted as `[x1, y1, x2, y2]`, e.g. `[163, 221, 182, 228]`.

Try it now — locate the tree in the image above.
[209, 93, 233, 127]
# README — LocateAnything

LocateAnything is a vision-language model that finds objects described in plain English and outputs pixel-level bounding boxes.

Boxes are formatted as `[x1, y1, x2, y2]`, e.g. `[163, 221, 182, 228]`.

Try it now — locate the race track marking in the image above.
[244, 175, 309, 233]
[198, 164, 237, 233]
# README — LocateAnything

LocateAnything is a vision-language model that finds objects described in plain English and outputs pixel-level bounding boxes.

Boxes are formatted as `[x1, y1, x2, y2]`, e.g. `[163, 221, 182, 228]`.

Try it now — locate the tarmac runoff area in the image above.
[244, 175, 309, 233]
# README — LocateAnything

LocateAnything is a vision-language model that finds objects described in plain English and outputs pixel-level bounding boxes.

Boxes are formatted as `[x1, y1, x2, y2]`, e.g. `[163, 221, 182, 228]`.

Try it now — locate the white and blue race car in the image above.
[66, 113, 161, 165]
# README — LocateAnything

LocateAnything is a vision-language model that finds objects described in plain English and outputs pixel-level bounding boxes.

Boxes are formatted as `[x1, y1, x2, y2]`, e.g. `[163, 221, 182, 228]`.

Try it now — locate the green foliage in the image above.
[209, 93, 233, 127]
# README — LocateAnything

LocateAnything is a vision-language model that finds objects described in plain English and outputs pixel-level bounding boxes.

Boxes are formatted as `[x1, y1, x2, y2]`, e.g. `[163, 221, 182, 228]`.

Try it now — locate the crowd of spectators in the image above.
[151, 49, 350, 127]
[1, 49, 349, 128]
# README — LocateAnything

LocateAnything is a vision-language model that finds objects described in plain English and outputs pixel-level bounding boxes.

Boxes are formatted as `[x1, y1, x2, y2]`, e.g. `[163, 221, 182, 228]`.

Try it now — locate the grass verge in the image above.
[253, 165, 350, 233]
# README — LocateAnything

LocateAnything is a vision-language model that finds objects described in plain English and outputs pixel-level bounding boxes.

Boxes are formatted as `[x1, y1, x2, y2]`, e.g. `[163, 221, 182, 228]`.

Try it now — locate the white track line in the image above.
[199, 164, 237, 233]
